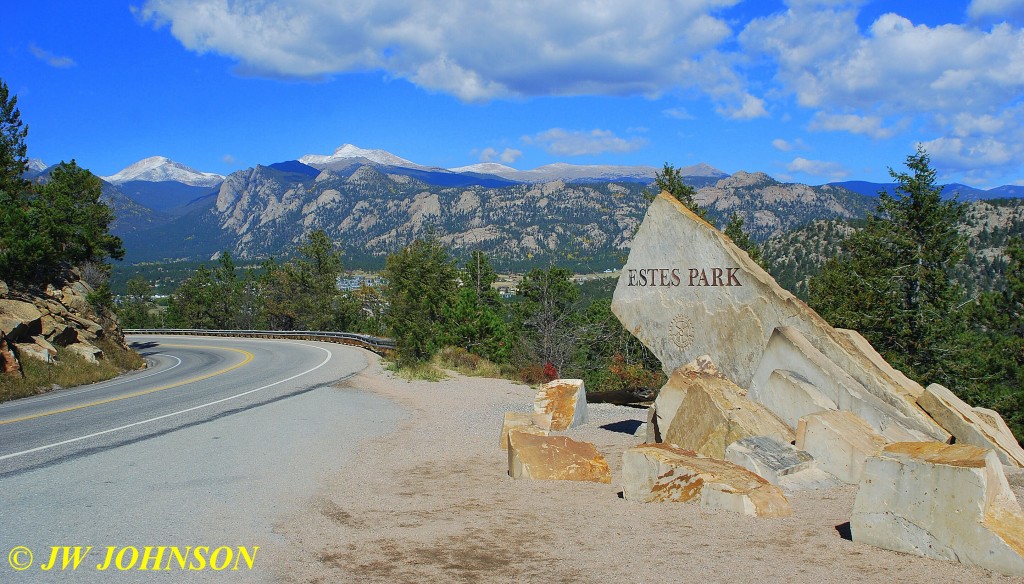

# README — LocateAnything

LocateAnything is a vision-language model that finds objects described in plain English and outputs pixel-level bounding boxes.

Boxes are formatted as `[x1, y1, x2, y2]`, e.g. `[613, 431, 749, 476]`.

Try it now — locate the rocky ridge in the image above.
[0, 270, 126, 379]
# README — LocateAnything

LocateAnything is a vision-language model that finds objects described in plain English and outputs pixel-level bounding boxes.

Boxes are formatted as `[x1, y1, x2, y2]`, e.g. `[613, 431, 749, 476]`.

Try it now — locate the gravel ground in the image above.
[265, 353, 1024, 583]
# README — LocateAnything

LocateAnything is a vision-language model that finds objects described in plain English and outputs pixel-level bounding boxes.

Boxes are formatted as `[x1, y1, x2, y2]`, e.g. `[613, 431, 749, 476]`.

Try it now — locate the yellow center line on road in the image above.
[0, 344, 255, 426]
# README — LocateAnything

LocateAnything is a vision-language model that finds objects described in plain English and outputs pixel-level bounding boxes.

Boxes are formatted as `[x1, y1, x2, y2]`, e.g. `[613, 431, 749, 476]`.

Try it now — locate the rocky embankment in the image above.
[0, 269, 125, 378]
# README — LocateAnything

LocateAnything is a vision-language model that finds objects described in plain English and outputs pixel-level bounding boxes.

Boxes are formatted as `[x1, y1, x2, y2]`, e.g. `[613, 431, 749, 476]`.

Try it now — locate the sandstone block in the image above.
[916, 384, 1024, 468]
[755, 368, 836, 430]
[796, 410, 887, 484]
[67, 342, 103, 364]
[499, 412, 548, 450]
[533, 378, 588, 431]
[725, 436, 814, 485]
[750, 327, 944, 442]
[621, 443, 791, 517]
[0, 299, 43, 341]
[851, 442, 1024, 577]
[611, 192, 944, 439]
[507, 431, 611, 483]
[651, 357, 793, 459]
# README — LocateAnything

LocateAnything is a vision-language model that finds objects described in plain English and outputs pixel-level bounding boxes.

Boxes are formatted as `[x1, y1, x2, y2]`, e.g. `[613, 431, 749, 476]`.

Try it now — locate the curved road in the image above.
[0, 335, 406, 582]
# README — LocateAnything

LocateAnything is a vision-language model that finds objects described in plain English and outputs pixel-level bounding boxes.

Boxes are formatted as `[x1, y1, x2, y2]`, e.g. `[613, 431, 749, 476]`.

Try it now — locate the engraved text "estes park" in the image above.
[626, 268, 741, 287]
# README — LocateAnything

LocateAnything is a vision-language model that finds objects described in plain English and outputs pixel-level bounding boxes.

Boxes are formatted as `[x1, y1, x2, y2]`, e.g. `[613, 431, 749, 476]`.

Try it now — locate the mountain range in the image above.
[24, 145, 1024, 271]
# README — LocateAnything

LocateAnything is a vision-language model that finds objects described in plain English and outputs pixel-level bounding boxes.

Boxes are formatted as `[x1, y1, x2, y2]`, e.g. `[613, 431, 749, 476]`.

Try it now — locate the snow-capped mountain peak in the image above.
[299, 144, 427, 170]
[26, 158, 47, 172]
[448, 162, 519, 174]
[102, 156, 224, 187]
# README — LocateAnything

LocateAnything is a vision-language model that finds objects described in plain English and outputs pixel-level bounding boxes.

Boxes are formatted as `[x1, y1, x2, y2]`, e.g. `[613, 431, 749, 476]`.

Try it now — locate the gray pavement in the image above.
[0, 335, 406, 582]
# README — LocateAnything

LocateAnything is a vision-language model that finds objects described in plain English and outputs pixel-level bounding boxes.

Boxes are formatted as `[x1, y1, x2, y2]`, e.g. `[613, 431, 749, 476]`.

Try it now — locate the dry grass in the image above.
[0, 337, 145, 402]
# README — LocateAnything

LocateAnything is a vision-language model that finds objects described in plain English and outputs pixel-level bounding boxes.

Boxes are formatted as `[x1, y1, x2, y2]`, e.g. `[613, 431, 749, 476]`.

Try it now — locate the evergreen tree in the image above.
[119, 275, 158, 328]
[808, 146, 966, 383]
[448, 250, 510, 363]
[0, 79, 28, 196]
[650, 162, 708, 221]
[723, 212, 764, 268]
[382, 236, 459, 363]
[260, 230, 355, 331]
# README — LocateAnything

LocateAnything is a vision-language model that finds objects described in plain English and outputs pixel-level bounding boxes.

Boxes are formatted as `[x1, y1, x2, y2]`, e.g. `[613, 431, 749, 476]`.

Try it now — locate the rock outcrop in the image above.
[0, 269, 125, 377]
[507, 431, 611, 483]
[621, 443, 792, 517]
[851, 442, 1024, 577]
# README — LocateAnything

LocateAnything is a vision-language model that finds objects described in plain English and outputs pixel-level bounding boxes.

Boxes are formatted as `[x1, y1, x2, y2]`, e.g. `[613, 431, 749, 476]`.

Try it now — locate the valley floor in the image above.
[266, 353, 1024, 583]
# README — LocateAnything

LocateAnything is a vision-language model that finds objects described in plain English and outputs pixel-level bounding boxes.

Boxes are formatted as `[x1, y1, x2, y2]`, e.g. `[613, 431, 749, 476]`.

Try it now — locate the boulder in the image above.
[917, 384, 1024, 467]
[507, 431, 611, 483]
[533, 378, 588, 431]
[1, 337, 20, 375]
[67, 342, 103, 364]
[621, 443, 792, 517]
[32, 335, 57, 357]
[974, 407, 1024, 463]
[610, 192, 946, 439]
[14, 341, 52, 363]
[0, 299, 43, 341]
[651, 356, 794, 459]
[499, 412, 548, 450]
[725, 436, 814, 485]
[851, 442, 1024, 577]
[0, 279, 7, 297]
[66, 315, 103, 341]
[750, 327, 943, 442]
[796, 410, 888, 484]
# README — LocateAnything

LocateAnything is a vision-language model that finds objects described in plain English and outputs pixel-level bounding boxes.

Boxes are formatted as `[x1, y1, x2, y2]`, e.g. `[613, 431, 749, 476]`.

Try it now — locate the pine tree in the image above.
[0, 79, 28, 196]
[723, 212, 764, 268]
[382, 236, 459, 363]
[808, 146, 966, 383]
[650, 162, 708, 221]
[447, 250, 510, 363]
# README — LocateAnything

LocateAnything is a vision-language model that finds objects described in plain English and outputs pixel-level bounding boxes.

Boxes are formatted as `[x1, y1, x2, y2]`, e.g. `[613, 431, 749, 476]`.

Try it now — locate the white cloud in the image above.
[663, 107, 694, 120]
[222, 154, 236, 164]
[522, 128, 648, 157]
[137, 0, 741, 102]
[809, 112, 898, 139]
[29, 44, 76, 68]
[786, 156, 850, 180]
[479, 147, 522, 164]
[968, 0, 1024, 22]
[772, 138, 793, 151]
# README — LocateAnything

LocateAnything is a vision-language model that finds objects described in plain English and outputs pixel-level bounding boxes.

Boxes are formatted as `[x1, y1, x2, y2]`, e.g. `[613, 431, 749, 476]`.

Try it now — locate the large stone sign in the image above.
[611, 192, 948, 442]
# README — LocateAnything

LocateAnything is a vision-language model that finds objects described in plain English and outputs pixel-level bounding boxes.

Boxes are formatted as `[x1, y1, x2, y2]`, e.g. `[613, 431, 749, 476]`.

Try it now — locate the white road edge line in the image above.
[0, 355, 184, 410]
[0, 342, 333, 462]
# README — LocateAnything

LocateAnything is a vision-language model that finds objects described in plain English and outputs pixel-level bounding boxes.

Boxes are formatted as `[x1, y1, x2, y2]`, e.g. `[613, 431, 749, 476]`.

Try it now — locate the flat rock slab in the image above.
[750, 326, 940, 442]
[852, 442, 1024, 577]
[533, 378, 588, 431]
[499, 412, 548, 450]
[917, 383, 1024, 468]
[611, 192, 947, 441]
[796, 410, 888, 485]
[621, 443, 792, 518]
[507, 431, 611, 483]
[651, 356, 793, 459]
[725, 436, 814, 484]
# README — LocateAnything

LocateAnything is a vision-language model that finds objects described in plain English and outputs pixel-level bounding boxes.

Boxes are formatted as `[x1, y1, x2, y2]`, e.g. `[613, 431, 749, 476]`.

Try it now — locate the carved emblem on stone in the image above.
[670, 314, 694, 350]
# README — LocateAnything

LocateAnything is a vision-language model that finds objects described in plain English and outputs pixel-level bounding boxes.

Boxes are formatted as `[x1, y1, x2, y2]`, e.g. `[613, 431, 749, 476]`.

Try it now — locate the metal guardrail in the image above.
[124, 328, 397, 355]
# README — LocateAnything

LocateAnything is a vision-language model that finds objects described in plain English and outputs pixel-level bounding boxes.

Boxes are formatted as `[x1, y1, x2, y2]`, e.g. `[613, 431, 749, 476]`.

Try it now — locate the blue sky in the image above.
[6, 1, 1024, 187]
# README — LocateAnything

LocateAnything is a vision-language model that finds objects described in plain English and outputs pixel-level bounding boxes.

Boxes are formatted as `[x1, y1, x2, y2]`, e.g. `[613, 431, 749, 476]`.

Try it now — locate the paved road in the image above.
[0, 335, 406, 582]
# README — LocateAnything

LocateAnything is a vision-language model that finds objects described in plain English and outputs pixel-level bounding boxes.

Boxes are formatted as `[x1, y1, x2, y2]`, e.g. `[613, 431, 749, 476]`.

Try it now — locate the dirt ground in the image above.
[265, 354, 1024, 583]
